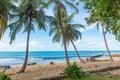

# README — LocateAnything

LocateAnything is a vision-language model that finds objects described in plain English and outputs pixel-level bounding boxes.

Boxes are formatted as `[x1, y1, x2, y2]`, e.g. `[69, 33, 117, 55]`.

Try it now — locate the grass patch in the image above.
[61, 62, 120, 80]
[62, 73, 120, 80]
[81, 73, 120, 80]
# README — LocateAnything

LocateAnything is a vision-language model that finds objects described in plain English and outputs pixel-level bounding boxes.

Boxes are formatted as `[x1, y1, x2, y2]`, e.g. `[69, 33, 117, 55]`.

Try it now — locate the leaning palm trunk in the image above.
[19, 17, 32, 73]
[57, 0, 70, 65]
[63, 37, 70, 65]
[71, 40, 84, 63]
[101, 25, 113, 61]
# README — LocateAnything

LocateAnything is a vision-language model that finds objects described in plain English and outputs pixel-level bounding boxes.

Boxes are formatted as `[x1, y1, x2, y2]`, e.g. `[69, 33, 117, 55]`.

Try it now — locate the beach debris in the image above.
[86, 66, 120, 73]
[27, 62, 37, 65]
[50, 62, 54, 65]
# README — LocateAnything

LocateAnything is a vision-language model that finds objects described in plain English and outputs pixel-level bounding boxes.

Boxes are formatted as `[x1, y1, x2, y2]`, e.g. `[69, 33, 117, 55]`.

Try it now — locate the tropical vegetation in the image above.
[62, 62, 86, 80]
[8, 0, 52, 73]
[48, 0, 80, 65]
[49, 13, 84, 63]
[0, 0, 119, 75]
[80, 0, 114, 61]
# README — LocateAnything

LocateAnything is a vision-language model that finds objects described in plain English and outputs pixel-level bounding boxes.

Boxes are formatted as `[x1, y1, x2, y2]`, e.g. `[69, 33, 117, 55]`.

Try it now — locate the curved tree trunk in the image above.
[19, 17, 32, 73]
[63, 37, 70, 65]
[71, 40, 84, 63]
[101, 25, 113, 61]
[57, 0, 70, 65]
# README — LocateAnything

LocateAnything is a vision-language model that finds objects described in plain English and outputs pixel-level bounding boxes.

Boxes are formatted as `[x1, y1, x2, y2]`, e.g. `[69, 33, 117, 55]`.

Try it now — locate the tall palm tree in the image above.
[9, 0, 52, 73]
[81, 0, 113, 61]
[49, 13, 85, 63]
[56, 0, 70, 65]
[49, 4, 70, 65]
[48, 0, 79, 65]
[62, 13, 85, 63]
[88, 16, 113, 62]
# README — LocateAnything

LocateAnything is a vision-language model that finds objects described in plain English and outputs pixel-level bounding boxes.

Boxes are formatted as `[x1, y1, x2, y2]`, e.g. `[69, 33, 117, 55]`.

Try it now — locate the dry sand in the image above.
[5, 57, 120, 80]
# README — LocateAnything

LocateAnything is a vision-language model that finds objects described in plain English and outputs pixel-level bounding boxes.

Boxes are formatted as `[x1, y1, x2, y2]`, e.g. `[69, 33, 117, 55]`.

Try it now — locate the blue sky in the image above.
[0, 2, 120, 51]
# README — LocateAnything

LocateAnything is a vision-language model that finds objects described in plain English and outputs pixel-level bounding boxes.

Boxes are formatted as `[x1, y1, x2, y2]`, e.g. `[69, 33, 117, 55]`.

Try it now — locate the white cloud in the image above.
[53, 43, 60, 47]
[15, 40, 44, 49]
[0, 42, 6, 48]
[76, 39, 81, 43]
[107, 39, 114, 44]
[99, 42, 104, 46]
[17, 42, 26, 47]
[79, 23, 96, 32]
[88, 41, 96, 45]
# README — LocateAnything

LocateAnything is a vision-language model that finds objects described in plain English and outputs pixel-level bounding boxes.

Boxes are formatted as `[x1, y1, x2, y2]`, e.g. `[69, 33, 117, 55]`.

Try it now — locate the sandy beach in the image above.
[4, 56, 120, 80]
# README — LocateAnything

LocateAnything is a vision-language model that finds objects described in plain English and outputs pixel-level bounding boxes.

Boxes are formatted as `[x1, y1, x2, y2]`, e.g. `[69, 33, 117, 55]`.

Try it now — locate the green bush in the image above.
[62, 62, 86, 80]
[0, 70, 11, 80]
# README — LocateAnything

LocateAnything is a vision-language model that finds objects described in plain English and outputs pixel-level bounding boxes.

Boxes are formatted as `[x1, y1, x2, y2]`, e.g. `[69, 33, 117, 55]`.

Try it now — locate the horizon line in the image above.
[0, 50, 120, 52]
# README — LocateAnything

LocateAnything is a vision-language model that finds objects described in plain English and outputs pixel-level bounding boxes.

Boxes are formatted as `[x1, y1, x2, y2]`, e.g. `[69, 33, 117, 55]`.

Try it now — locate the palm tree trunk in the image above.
[19, 17, 32, 73]
[57, 0, 70, 65]
[63, 37, 70, 65]
[71, 40, 84, 63]
[101, 25, 113, 61]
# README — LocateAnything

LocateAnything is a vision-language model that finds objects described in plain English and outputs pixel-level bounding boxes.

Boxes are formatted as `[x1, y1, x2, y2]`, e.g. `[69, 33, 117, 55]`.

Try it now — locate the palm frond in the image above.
[70, 24, 85, 29]
[64, 0, 79, 13]
[9, 20, 23, 44]
[38, 0, 54, 13]
[58, 1, 67, 14]
[53, 30, 61, 43]
[49, 28, 57, 36]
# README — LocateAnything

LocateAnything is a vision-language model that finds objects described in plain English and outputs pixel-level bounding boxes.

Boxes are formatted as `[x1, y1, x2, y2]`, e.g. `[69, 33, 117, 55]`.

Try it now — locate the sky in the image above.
[0, 2, 120, 51]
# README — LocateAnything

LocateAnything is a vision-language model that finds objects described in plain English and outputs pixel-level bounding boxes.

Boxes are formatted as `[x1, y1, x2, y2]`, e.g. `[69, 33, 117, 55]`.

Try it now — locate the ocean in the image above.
[0, 51, 119, 66]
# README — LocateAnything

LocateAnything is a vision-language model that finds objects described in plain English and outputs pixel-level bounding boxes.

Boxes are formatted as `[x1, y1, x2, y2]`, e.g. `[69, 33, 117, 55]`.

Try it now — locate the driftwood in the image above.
[86, 66, 120, 73]
[39, 75, 63, 80]
[38, 66, 120, 80]
[27, 62, 37, 65]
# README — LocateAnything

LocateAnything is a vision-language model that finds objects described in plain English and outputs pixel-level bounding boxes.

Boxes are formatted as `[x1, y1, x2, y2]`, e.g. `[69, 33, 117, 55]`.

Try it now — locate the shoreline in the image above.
[0, 51, 119, 66]
[3, 54, 120, 68]
[4, 56, 120, 80]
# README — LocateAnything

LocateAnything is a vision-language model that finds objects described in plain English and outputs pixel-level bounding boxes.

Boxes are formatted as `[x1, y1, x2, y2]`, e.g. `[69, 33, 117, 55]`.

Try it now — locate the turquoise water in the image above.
[0, 51, 119, 66]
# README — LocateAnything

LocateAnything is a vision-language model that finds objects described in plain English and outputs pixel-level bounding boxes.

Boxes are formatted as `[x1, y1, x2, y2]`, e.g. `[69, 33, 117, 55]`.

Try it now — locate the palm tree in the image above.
[87, 15, 113, 62]
[49, 5, 70, 65]
[9, 0, 52, 73]
[62, 13, 85, 63]
[49, 13, 85, 63]
[81, 0, 113, 61]
[101, 23, 113, 61]
[48, 0, 79, 65]
[63, 25, 86, 63]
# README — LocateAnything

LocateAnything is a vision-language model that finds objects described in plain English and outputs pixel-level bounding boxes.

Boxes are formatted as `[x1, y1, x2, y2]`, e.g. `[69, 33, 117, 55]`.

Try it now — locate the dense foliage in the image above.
[80, 0, 120, 41]
[63, 62, 86, 80]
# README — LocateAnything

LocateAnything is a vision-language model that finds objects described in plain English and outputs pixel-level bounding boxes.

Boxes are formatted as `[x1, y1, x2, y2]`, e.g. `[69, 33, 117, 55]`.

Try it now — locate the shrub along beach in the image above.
[0, 0, 120, 80]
